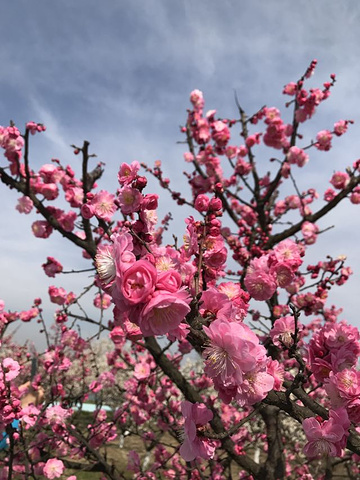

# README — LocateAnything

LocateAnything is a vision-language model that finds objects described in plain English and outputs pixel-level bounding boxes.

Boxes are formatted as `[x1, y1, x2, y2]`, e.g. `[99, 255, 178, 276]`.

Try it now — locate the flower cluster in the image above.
[203, 319, 274, 405]
[244, 239, 303, 300]
[308, 321, 360, 382]
[96, 232, 191, 339]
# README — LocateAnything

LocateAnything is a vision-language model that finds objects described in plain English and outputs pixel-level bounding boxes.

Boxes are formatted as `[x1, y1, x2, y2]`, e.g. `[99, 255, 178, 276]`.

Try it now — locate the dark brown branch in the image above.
[0, 166, 98, 258]
[258, 406, 285, 480]
[144, 336, 261, 478]
[265, 173, 360, 249]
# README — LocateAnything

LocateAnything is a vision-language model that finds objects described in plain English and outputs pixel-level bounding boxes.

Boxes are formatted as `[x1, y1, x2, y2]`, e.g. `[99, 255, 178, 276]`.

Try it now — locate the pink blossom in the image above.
[118, 161, 140, 186]
[245, 133, 261, 148]
[301, 221, 319, 245]
[308, 321, 360, 382]
[315, 130, 332, 151]
[32, 220, 53, 238]
[194, 194, 210, 212]
[109, 326, 125, 346]
[134, 359, 151, 381]
[43, 458, 64, 479]
[118, 186, 143, 215]
[48, 286, 68, 305]
[58, 210, 77, 232]
[350, 186, 360, 204]
[2, 358, 20, 381]
[80, 202, 95, 219]
[64, 186, 83, 207]
[19, 307, 39, 322]
[324, 188, 336, 202]
[212, 120, 230, 147]
[244, 269, 277, 301]
[190, 89, 204, 110]
[283, 82, 297, 95]
[267, 359, 284, 390]
[203, 319, 267, 388]
[26, 121, 46, 135]
[235, 367, 275, 406]
[93, 293, 112, 309]
[141, 193, 158, 211]
[325, 369, 360, 412]
[218, 282, 249, 321]
[138, 288, 190, 337]
[273, 240, 302, 268]
[184, 151, 194, 162]
[302, 408, 349, 459]
[120, 260, 157, 305]
[156, 269, 182, 293]
[20, 405, 40, 427]
[16, 196, 33, 214]
[38, 182, 59, 200]
[179, 401, 215, 462]
[91, 190, 117, 221]
[271, 263, 295, 288]
[42, 257, 63, 277]
[287, 146, 309, 167]
[113, 232, 136, 273]
[95, 243, 116, 286]
[38, 164, 62, 184]
[334, 120, 348, 136]
[45, 405, 73, 425]
[330, 171, 350, 190]
[199, 288, 232, 322]
[270, 316, 302, 348]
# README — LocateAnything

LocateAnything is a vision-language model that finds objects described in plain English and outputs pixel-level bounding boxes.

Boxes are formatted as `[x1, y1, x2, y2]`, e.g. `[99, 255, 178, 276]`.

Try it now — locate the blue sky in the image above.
[1, 1, 360, 346]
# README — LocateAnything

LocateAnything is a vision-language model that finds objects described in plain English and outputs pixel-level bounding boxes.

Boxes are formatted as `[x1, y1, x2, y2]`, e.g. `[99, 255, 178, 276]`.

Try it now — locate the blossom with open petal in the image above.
[179, 401, 215, 462]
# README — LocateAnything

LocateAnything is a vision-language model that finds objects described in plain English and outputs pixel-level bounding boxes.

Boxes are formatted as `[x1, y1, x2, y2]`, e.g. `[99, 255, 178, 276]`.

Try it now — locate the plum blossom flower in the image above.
[138, 289, 191, 337]
[308, 320, 360, 382]
[43, 458, 64, 479]
[287, 146, 309, 167]
[2, 358, 20, 381]
[302, 408, 350, 459]
[315, 130, 332, 151]
[120, 260, 157, 305]
[244, 268, 277, 301]
[190, 89, 204, 110]
[42, 257, 63, 278]
[194, 194, 210, 212]
[95, 243, 116, 286]
[330, 171, 350, 190]
[179, 401, 215, 462]
[118, 186, 142, 215]
[334, 120, 348, 136]
[301, 221, 319, 245]
[118, 161, 140, 186]
[91, 190, 117, 221]
[270, 316, 303, 348]
[93, 293, 111, 309]
[203, 319, 273, 405]
[48, 286, 67, 306]
[16, 196, 33, 214]
[32, 220, 53, 239]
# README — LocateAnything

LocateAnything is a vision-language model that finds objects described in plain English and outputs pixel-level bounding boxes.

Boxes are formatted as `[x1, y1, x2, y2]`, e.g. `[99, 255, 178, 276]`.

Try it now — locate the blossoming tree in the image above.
[1, 60, 360, 480]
